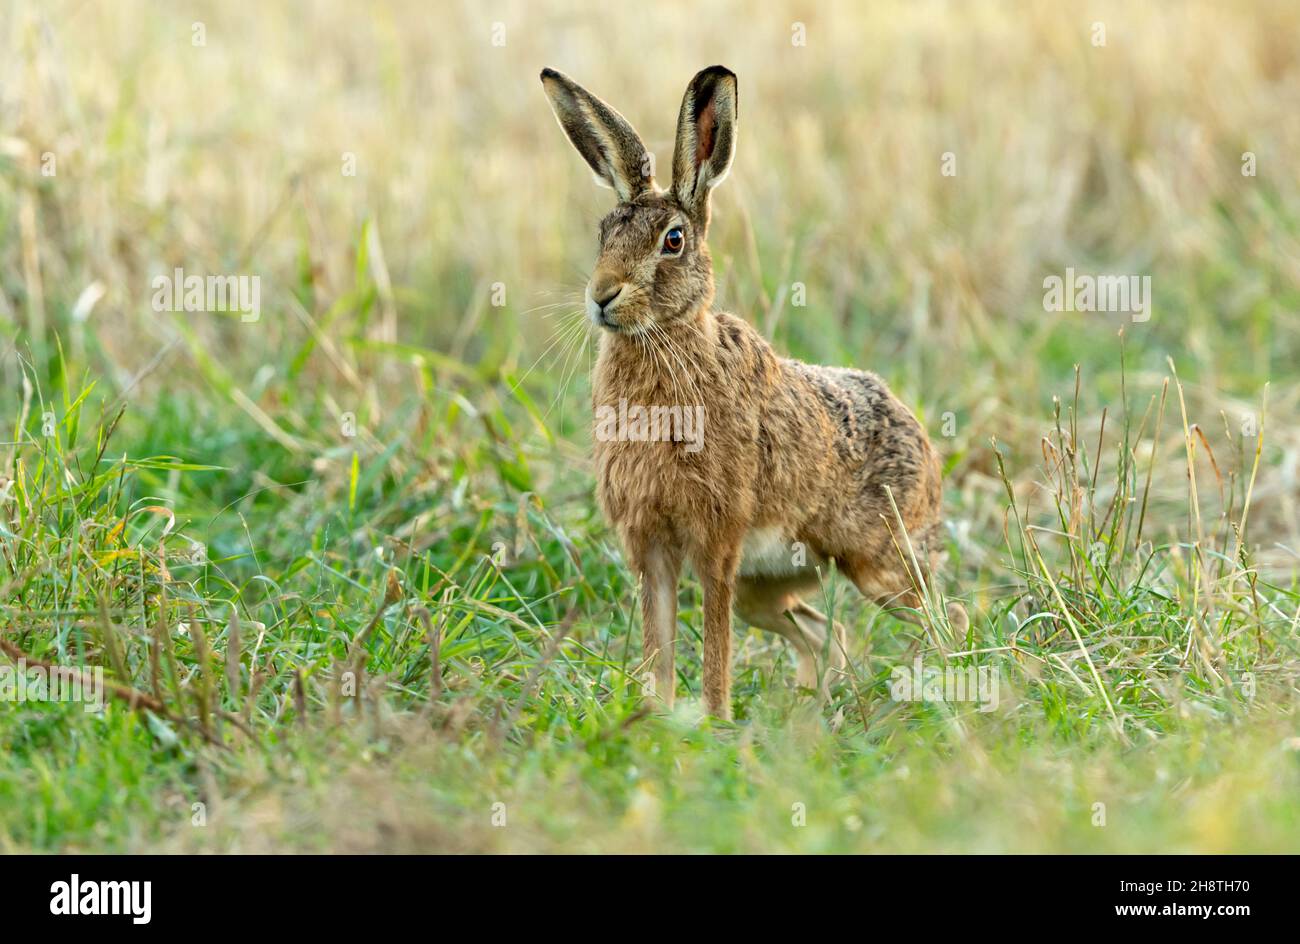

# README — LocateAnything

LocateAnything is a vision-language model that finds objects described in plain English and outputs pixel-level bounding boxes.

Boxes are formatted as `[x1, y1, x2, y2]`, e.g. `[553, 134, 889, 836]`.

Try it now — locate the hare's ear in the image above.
[540, 68, 654, 201]
[671, 65, 737, 227]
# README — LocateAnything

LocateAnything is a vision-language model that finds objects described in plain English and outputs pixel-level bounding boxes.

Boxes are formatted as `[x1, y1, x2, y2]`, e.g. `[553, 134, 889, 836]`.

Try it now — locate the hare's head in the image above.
[541, 66, 737, 335]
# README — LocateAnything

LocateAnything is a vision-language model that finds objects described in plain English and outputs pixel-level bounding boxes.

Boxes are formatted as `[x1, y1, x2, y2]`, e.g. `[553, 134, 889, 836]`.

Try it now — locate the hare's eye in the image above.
[662, 227, 685, 255]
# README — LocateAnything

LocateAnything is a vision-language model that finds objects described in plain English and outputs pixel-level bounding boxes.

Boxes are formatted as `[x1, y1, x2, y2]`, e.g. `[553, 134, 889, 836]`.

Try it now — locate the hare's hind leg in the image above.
[735, 575, 847, 697]
[790, 600, 849, 695]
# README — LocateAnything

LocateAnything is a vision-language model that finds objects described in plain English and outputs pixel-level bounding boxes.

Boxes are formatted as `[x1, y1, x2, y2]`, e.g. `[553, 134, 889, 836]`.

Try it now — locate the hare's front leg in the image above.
[695, 545, 741, 720]
[629, 538, 683, 708]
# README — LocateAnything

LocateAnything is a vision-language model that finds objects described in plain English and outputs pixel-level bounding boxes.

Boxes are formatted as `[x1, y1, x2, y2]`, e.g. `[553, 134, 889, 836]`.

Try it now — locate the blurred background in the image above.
[2, 0, 1296, 558]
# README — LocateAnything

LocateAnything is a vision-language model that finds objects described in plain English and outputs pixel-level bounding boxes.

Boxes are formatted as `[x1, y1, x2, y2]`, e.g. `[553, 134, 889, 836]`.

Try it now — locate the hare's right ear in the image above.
[671, 66, 737, 228]
[540, 68, 654, 202]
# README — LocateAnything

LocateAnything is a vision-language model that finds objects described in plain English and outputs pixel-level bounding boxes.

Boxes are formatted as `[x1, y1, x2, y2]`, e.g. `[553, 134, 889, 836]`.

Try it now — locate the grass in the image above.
[1, 0, 1298, 853]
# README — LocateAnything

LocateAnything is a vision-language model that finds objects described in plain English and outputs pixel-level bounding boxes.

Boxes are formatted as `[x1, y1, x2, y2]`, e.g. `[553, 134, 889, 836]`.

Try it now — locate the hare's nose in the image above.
[589, 275, 625, 310]
[595, 284, 624, 310]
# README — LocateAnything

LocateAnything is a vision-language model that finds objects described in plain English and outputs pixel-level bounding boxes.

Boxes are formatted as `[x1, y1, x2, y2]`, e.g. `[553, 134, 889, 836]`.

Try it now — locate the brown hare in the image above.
[541, 65, 967, 720]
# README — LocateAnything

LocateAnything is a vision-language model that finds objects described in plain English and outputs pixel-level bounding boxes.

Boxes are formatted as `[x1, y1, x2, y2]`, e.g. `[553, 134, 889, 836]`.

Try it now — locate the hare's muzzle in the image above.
[586, 271, 627, 330]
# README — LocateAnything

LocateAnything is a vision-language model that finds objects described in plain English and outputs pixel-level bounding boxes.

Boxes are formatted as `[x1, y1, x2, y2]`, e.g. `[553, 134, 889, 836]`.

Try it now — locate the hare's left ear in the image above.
[540, 67, 654, 201]
[671, 65, 737, 228]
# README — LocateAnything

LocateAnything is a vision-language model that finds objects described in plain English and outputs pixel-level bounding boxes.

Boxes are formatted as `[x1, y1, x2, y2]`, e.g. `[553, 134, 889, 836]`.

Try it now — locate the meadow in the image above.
[0, 0, 1298, 853]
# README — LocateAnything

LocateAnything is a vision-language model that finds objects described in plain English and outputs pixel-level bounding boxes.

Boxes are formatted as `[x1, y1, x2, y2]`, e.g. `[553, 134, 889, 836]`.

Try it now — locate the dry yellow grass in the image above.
[4, 0, 1297, 526]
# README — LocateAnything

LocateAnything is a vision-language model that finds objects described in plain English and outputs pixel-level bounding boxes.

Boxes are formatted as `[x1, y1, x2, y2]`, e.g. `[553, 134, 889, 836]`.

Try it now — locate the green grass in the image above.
[1, 0, 1299, 853]
[0, 327, 1295, 852]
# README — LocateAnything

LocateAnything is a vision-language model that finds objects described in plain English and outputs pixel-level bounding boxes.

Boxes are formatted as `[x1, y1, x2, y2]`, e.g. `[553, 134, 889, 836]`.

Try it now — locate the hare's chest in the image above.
[593, 436, 700, 522]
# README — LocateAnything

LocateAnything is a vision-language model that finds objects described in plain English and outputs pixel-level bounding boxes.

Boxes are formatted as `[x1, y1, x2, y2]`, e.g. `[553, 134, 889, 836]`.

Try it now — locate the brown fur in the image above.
[542, 66, 966, 719]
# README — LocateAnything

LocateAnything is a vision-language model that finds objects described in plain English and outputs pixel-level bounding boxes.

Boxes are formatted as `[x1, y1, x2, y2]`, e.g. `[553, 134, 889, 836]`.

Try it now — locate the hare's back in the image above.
[788, 361, 939, 508]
